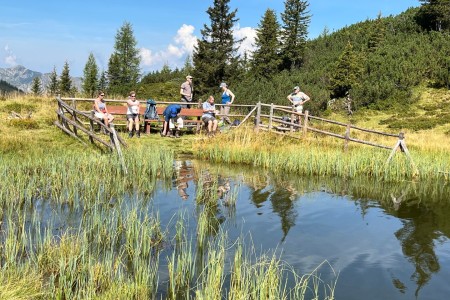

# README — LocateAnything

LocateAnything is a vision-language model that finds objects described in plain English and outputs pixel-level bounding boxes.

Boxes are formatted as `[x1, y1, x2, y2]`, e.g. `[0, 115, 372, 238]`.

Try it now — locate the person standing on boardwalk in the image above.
[180, 75, 194, 108]
[126, 91, 140, 138]
[287, 86, 310, 123]
[93, 91, 114, 127]
[202, 95, 218, 137]
[219, 82, 235, 125]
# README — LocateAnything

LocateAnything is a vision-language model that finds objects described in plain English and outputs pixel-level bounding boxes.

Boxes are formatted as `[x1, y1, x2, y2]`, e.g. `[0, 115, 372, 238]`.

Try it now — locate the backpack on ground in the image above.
[144, 99, 158, 120]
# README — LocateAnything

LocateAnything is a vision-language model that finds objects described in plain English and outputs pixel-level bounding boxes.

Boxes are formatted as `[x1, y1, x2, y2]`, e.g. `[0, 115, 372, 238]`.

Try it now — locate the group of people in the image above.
[94, 90, 141, 138]
[93, 75, 310, 138]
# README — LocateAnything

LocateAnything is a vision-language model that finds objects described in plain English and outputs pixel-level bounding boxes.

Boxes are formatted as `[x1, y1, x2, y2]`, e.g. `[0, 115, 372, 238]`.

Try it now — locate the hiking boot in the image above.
[174, 130, 180, 138]
[128, 131, 133, 138]
[136, 130, 141, 138]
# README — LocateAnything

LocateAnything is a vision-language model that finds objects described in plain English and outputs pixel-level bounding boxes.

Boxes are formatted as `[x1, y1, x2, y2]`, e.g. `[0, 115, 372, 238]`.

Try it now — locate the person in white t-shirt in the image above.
[126, 91, 140, 138]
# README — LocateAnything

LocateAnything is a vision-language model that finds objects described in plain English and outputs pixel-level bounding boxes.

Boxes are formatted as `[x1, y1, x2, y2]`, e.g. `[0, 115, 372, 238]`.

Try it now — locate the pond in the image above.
[15, 159, 450, 299]
[155, 160, 450, 300]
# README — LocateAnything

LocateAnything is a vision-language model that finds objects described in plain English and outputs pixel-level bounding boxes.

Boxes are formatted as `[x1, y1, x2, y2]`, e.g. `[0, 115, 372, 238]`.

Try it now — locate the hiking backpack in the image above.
[144, 99, 158, 120]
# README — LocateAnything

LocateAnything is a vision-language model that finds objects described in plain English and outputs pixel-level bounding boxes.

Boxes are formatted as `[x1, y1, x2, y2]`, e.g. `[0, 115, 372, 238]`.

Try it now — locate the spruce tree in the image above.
[107, 22, 141, 96]
[59, 61, 72, 96]
[47, 66, 59, 96]
[251, 9, 282, 78]
[192, 0, 241, 97]
[82, 52, 99, 97]
[367, 13, 386, 52]
[98, 70, 108, 92]
[31, 76, 42, 96]
[329, 42, 362, 114]
[280, 0, 311, 70]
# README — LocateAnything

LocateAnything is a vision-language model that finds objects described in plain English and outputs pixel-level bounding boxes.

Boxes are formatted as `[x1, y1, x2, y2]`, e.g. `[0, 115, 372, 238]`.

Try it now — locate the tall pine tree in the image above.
[107, 22, 141, 96]
[192, 0, 241, 97]
[98, 70, 108, 92]
[59, 61, 72, 96]
[47, 66, 59, 96]
[251, 9, 282, 79]
[82, 53, 99, 97]
[280, 0, 311, 70]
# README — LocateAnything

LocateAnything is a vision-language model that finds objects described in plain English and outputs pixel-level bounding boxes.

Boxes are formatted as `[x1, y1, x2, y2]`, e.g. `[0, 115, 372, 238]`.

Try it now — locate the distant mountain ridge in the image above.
[0, 65, 81, 93]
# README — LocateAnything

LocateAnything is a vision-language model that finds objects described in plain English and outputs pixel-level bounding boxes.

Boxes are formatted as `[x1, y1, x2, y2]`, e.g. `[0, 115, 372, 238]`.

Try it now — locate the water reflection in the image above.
[191, 160, 450, 299]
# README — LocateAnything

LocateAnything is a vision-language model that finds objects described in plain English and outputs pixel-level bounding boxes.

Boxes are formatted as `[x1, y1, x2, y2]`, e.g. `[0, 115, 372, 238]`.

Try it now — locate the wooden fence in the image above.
[55, 97, 416, 171]
[55, 96, 128, 173]
[237, 101, 416, 169]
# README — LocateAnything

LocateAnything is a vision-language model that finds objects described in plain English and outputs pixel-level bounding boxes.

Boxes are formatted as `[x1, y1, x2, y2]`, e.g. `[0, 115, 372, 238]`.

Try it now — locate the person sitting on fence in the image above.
[93, 91, 114, 127]
[202, 95, 218, 137]
[287, 85, 310, 123]
[126, 91, 140, 138]
[161, 104, 183, 138]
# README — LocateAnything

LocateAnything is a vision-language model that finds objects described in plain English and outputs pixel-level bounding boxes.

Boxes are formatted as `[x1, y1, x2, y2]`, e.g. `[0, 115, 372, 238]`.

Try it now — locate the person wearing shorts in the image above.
[93, 91, 114, 128]
[202, 95, 218, 136]
[287, 86, 310, 123]
[162, 104, 182, 137]
[126, 91, 140, 138]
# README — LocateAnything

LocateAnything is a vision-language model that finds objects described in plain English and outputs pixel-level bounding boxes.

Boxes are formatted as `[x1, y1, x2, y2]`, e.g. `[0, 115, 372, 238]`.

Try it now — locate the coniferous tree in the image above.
[98, 70, 107, 92]
[251, 9, 282, 78]
[367, 13, 386, 52]
[192, 0, 241, 97]
[329, 42, 362, 114]
[59, 61, 72, 96]
[416, 0, 450, 31]
[47, 66, 59, 96]
[82, 53, 99, 97]
[280, 0, 311, 70]
[107, 22, 141, 96]
[31, 77, 42, 96]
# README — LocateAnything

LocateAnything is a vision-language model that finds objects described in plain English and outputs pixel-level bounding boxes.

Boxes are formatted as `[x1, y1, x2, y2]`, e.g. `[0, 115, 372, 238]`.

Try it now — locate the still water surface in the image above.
[33, 159, 450, 299]
[150, 160, 450, 300]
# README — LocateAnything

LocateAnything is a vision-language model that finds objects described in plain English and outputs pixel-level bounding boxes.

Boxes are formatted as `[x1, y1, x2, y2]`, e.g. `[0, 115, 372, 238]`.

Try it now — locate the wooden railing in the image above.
[55, 96, 128, 173]
[55, 97, 416, 171]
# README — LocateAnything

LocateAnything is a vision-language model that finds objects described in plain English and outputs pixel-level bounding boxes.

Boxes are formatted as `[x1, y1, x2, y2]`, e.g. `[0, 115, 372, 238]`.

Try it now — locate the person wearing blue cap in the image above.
[219, 82, 235, 125]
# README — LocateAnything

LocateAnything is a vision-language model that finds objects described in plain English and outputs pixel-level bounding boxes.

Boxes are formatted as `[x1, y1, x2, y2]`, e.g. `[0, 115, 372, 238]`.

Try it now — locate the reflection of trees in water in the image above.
[189, 159, 450, 295]
[394, 205, 441, 297]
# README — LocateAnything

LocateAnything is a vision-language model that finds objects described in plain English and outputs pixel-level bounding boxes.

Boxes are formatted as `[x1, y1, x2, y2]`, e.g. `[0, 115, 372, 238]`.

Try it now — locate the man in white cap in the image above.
[180, 75, 194, 108]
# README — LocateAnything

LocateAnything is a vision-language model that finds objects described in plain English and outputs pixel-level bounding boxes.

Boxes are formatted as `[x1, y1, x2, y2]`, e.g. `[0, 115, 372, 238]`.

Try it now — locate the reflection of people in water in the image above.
[174, 161, 194, 200]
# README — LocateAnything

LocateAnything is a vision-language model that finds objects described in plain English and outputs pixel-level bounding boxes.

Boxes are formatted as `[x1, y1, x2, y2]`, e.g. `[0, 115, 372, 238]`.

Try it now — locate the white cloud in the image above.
[140, 24, 198, 71]
[3, 44, 17, 66]
[233, 25, 257, 57]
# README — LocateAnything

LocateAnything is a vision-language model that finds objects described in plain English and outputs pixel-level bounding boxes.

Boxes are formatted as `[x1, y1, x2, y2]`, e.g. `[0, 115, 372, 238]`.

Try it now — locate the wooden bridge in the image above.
[54, 96, 416, 172]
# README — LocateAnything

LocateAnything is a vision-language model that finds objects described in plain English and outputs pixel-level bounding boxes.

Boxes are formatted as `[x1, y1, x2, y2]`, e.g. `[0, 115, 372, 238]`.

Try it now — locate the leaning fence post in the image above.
[303, 110, 309, 136]
[290, 105, 295, 133]
[109, 124, 128, 174]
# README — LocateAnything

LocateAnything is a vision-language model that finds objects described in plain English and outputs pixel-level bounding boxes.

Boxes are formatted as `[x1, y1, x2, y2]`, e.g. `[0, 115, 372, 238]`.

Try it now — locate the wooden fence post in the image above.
[269, 103, 274, 131]
[386, 132, 419, 176]
[109, 124, 128, 174]
[89, 111, 95, 144]
[255, 101, 261, 132]
[303, 110, 309, 136]
[290, 105, 295, 133]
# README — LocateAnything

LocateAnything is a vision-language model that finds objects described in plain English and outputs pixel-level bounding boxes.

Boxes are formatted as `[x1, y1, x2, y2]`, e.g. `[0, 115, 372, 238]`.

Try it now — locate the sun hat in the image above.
[186, 75, 193, 79]
[220, 82, 227, 88]
[293, 86, 300, 90]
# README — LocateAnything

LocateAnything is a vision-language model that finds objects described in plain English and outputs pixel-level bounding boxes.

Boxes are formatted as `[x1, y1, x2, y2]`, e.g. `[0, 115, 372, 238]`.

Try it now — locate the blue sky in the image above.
[0, 0, 419, 77]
